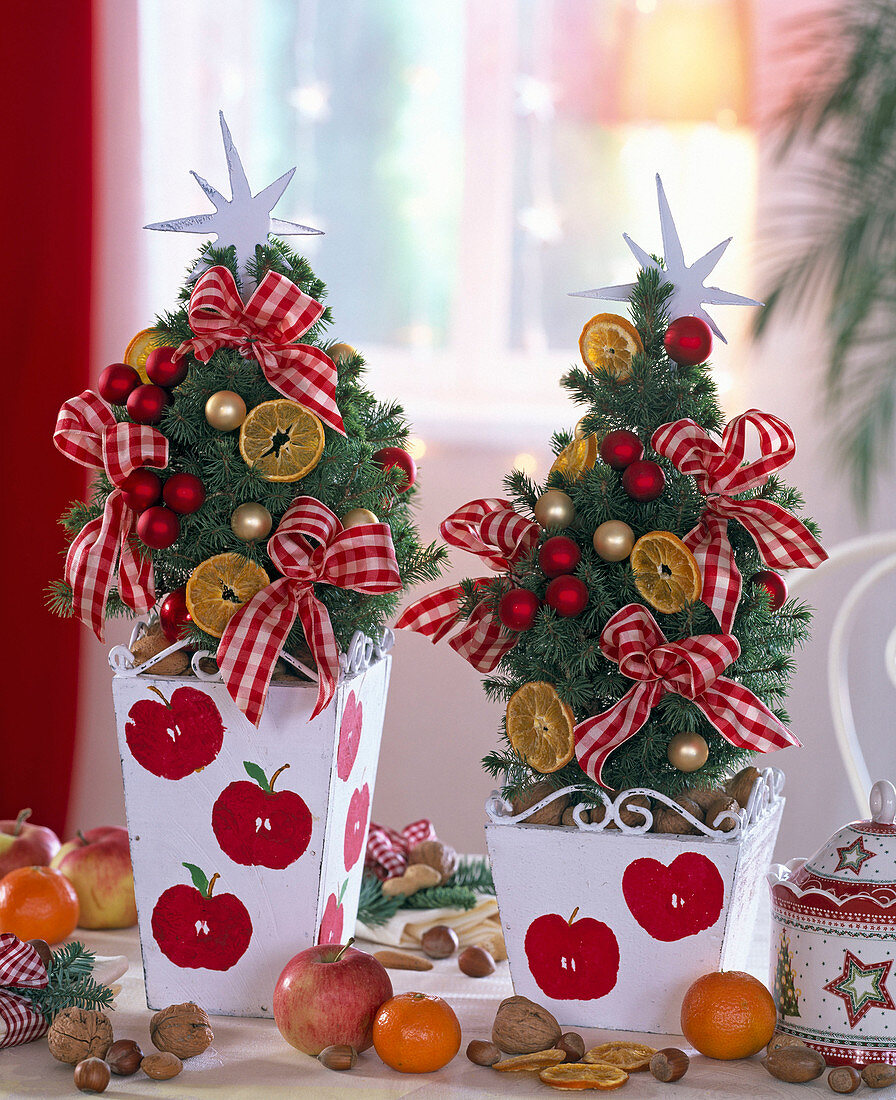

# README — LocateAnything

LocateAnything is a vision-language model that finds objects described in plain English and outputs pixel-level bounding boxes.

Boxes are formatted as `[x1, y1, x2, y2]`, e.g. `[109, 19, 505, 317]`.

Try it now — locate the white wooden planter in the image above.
[485, 771, 784, 1034]
[109, 622, 392, 1017]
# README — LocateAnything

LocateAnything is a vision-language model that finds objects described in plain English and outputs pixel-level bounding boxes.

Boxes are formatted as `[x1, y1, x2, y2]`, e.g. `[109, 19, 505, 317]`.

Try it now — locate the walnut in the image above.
[492, 995, 562, 1054]
[47, 1007, 114, 1065]
[407, 840, 458, 885]
[510, 781, 568, 826]
[616, 793, 652, 829]
[726, 766, 761, 809]
[150, 1002, 213, 1059]
[704, 793, 739, 833]
[130, 622, 190, 675]
[652, 797, 703, 835]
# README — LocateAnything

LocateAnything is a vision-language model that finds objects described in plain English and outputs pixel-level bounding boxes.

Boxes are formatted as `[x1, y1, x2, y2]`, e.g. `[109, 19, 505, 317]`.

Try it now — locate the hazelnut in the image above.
[458, 945, 495, 977]
[862, 1063, 896, 1089]
[766, 1032, 807, 1057]
[141, 1051, 183, 1080]
[317, 1044, 357, 1071]
[150, 1001, 213, 1058]
[828, 1065, 862, 1093]
[492, 995, 561, 1054]
[106, 1038, 143, 1076]
[649, 1048, 690, 1082]
[466, 1039, 501, 1066]
[763, 1045, 826, 1083]
[74, 1058, 111, 1094]
[557, 1032, 585, 1062]
[421, 924, 459, 959]
[26, 938, 52, 969]
[47, 1007, 114, 1064]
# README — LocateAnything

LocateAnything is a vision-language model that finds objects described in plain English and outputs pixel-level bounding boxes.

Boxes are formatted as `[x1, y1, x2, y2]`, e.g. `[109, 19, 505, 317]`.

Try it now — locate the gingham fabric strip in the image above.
[173, 265, 345, 435]
[217, 497, 402, 724]
[0, 934, 48, 1048]
[651, 410, 827, 632]
[53, 391, 169, 639]
[366, 819, 437, 880]
[574, 603, 800, 786]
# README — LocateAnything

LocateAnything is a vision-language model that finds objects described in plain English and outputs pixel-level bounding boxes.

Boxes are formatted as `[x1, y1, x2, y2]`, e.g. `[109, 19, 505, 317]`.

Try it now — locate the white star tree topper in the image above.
[571, 174, 761, 343]
[144, 111, 322, 287]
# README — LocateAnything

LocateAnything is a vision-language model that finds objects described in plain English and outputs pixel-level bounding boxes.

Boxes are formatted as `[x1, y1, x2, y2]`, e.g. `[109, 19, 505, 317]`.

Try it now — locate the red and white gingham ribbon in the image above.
[395, 499, 540, 672]
[365, 819, 437, 880]
[218, 497, 402, 724]
[652, 410, 827, 633]
[53, 391, 169, 640]
[0, 934, 49, 1048]
[174, 265, 345, 435]
[574, 603, 799, 786]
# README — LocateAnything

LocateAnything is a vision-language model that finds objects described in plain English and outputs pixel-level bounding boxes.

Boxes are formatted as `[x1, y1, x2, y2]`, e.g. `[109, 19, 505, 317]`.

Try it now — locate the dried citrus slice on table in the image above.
[584, 1041, 656, 1072]
[124, 327, 166, 383]
[506, 681, 575, 774]
[185, 552, 270, 637]
[238, 399, 325, 482]
[540, 1061, 629, 1090]
[630, 530, 702, 614]
[550, 434, 599, 482]
[493, 1049, 565, 1074]
[579, 313, 643, 379]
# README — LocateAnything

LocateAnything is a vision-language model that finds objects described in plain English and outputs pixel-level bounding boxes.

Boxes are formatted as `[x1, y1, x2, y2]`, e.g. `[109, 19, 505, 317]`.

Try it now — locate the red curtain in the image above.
[0, 4, 93, 835]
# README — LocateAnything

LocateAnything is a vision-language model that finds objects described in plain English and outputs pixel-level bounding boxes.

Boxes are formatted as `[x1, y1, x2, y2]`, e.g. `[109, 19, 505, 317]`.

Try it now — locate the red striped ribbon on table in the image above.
[574, 603, 799, 787]
[0, 934, 49, 1048]
[651, 410, 827, 633]
[366, 819, 437, 880]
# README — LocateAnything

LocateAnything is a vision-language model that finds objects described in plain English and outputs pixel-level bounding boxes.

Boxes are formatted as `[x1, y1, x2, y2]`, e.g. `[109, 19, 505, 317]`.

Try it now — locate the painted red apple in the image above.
[0, 809, 60, 878]
[337, 692, 363, 781]
[622, 852, 724, 942]
[343, 783, 370, 872]
[318, 881, 347, 946]
[125, 685, 225, 780]
[524, 907, 620, 1001]
[212, 762, 312, 869]
[151, 862, 252, 971]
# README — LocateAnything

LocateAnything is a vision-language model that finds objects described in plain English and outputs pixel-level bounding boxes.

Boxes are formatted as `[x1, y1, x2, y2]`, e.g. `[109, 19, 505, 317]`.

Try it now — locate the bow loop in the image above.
[365, 820, 437, 880]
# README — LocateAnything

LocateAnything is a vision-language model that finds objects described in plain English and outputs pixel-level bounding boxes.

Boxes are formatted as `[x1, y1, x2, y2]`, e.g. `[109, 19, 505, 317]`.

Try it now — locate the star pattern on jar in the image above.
[823, 949, 894, 1029]
[833, 835, 876, 875]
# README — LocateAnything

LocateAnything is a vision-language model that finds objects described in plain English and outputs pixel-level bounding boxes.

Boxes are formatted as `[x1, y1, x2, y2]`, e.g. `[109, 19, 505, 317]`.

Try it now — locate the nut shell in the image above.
[317, 1044, 357, 1071]
[141, 1051, 183, 1080]
[557, 1032, 586, 1062]
[766, 1032, 807, 1057]
[106, 1038, 143, 1076]
[510, 781, 568, 825]
[652, 797, 703, 835]
[131, 621, 190, 675]
[763, 1045, 826, 1083]
[47, 1007, 114, 1065]
[74, 1057, 111, 1094]
[492, 995, 562, 1054]
[649, 1048, 690, 1082]
[862, 1062, 896, 1089]
[466, 1039, 501, 1066]
[150, 1001, 213, 1058]
[408, 839, 458, 884]
[828, 1065, 862, 1093]
[421, 924, 459, 959]
[458, 945, 495, 977]
[726, 766, 761, 809]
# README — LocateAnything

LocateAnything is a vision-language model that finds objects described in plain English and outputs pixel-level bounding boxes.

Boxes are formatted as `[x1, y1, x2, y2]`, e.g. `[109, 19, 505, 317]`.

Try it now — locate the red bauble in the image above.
[163, 472, 206, 515]
[599, 429, 644, 470]
[622, 459, 666, 502]
[663, 316, 713, 366]
[146, 346, 188, 388]
[373, 447, 416, 491]
[498, 588, 540, 632]
[127, 384, 170, 425]
[539, 535, 582, 578]
[120, 468, 162, 512]
[159, 587, 192, 642]
[752, 569, 788, 611]
[98, 362, 141, 405]
[544, 575, 589, 617]
[136, 505, 180, 549]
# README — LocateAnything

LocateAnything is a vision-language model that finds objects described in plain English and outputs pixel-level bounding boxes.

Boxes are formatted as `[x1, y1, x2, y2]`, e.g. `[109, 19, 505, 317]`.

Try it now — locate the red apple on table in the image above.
[0, 809, 60, 878]
[49, 826, 137, 929]
[524, 906, 620, 1001]
[212, 762, 312, 869]
[125, 684, 225, 780]
[274, 940, 393, 1055]
[151, 862, 252, 971]
[336, 691, 363, 781]
[318, 881, 347, 946]
[343, 782, 370, 872]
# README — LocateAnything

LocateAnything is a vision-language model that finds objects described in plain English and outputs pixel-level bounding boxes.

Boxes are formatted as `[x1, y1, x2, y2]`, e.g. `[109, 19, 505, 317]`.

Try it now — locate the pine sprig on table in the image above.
[403, 886, 478, 911]
[9, 943, 113, 1023]
[356, 856, 495, 926]
[357, 873, 402, 928]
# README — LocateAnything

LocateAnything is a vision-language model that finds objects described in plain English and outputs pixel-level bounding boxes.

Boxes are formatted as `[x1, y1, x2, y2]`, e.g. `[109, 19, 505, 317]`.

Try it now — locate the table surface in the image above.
[3, 904, 894, 1099]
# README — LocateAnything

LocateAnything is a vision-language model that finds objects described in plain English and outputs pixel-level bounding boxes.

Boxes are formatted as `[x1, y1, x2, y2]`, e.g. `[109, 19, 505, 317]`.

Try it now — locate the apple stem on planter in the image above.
[146, 685, 171, 708]
[206, 872, 220, 898]
[269, 764, 290, 791]
[333, 937, 355, 963]
[568, 907, 579, 925]
[13, 809, 32, 836]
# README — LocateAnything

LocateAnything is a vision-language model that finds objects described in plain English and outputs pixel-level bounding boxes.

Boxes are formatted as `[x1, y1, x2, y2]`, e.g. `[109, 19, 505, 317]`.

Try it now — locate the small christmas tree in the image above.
[49, 115, 445, 723]
[774, 928, 801, 1017]
[400, 176, 826, 804]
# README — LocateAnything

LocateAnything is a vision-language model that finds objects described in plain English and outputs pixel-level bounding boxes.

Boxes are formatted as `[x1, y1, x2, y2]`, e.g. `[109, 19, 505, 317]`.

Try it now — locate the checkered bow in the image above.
[365, 819, 437, 880]
[574, 603, 800, 787]
[173, 265, 345, 435]
[395, 498, 540, 672]
[53, 391, 169, 640]
[217, 496, 402, 725]
[0, 934, 49, 1048]
[651, 410, 827, 633]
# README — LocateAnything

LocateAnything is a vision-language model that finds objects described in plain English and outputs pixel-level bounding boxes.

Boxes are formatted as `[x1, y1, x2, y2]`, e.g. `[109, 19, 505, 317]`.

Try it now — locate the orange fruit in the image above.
[0, 866, 79, 944]
[584, 1041, 656, 1071]
[124, 327, 166, 384]
[630, 530, 702, 614]
[680, 970, 777, 1059]
[506, 681, 575, 774]
[540, 1062, 629, 1090]
[373, 991, 461, 1074]
[238, 399, 325, 482]
[579, 314, 643, 379]
[550, 435, 599, 482]
[186, 552, 270, 637]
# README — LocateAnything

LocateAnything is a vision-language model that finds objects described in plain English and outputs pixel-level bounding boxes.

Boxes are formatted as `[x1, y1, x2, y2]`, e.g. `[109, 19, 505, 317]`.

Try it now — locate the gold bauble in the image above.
[205, 390, 247, 431]
[593, 520, 635, 562]
[533, 489, 575, 529]
[667, 731, 709, 773]
[574, 416, 591, 440]
[230, 502, 273, 541]
[329, 342, 356, 362]
[342, 507, 378, 528]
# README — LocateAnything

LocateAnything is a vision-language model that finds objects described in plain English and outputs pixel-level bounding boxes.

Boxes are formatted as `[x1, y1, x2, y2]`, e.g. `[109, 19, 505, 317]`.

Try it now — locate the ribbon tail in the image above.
[117, 528, 156, 616]
[695, 677, 801, 753]
[260, 346, 346, 436]
[684, 515, 741, 634]
[574, 682, 663, 787]
[731, 500, 829, 571]
[297, 591, 342, 719]
[65, 494, 133, 641]
[395, 584, 467, 643]
[0, 989, 49, 1048]
[448, 603, 516, 673]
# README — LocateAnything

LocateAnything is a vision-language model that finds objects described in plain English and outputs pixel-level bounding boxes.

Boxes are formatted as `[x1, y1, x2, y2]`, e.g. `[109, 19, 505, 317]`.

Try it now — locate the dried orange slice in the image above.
[124, 327, 168, 383]
[506, 682, 575, 774]
[238, 399, 325, 482]
[185, 552, 270, 638]
[540, 1062, 629, 1090]
[550, 435, 599, 482]
[579, 314, 643, 379]
[630, 531, 702, 615]
[493, 1049, 565, 1074]
[584, 1041, 656, 1072]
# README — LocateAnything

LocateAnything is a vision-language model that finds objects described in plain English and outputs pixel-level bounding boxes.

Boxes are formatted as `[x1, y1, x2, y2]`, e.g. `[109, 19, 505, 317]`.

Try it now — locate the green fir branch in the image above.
[10, 943, 113, 1023]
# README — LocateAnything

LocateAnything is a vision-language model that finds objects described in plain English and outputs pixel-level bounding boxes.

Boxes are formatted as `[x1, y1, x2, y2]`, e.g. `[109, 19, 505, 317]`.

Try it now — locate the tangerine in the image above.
[0, 866, 80, 944]
[680, 970, 777, 1060]
[372, 991, 461, 1074]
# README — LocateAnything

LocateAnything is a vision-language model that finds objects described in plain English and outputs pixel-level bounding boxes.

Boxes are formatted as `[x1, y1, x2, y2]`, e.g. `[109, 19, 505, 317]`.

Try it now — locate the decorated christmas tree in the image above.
[48, 114, 444, 723]
[400, 176, 826, 809]
[774, 928, 801, 1018]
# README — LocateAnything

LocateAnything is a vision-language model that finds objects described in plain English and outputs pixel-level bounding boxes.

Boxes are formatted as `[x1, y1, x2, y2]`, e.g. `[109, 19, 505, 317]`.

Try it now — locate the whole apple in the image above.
[274, 942, 393, 1056]
[0, 809, 60, 878]
[50, 826, 137, 929]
